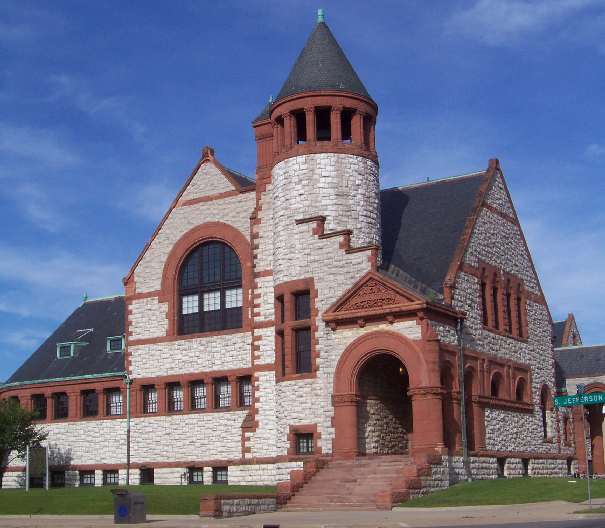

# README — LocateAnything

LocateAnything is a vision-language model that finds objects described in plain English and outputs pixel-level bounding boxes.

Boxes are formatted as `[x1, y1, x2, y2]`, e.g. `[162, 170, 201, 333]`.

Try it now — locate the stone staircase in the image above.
[281, 455, 415, 511]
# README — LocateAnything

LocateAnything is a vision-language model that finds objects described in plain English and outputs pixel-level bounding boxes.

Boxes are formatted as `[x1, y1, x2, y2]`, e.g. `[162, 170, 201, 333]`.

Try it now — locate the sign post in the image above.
[555, 386, 596, 508]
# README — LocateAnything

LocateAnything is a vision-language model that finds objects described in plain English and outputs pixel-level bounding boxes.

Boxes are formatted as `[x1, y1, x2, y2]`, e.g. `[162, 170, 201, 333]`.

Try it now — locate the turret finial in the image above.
[83, 292, 88, 303]
[269, 94, 274, 103]
[317, 9, 324, 23]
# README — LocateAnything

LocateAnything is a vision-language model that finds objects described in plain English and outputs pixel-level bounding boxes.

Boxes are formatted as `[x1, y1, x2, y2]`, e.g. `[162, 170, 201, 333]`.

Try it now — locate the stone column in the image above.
[272, 121, 280, 155]
[283, 113, 293, 150]
[369, 117, 376, 151]
[228, 376, 238, 409]
[331, 106, 342, 142]
[182, 381, 191, 412]
[156, 384, 167, 414]
[305, 107, 316, 143]
[590, 405, 605, 474]
[332, 393, 360, 460]
[408, 386, 446, 454]
[351, 110, 364, 146]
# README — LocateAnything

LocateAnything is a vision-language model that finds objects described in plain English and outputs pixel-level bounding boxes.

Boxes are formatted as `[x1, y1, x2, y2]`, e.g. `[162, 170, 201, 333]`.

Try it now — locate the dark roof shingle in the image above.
[276, 20, 372, 102]
[555, 345, 605, 389]
[6, 297, 126, 385]
[380, 174, 485, 294]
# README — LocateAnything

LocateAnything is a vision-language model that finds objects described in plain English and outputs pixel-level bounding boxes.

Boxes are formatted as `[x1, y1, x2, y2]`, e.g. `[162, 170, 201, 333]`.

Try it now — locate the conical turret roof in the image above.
[275, 13, 372, 102]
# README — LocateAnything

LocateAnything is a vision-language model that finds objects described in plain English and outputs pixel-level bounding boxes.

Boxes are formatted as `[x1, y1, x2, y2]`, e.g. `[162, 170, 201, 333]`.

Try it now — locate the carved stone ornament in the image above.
[332, 393, 360, 406]
[341, 279, 398, 311]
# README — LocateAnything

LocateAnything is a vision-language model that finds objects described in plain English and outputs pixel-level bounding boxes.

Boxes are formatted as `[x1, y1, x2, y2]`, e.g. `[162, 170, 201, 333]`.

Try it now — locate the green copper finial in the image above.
[83, 292, 88, 303]
[317, 9, 324, 22]
[269, 94, 274, 103]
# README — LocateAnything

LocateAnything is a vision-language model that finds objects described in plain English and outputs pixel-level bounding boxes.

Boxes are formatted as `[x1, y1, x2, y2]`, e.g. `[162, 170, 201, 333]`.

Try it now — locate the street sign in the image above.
[554, 392, 605, 407]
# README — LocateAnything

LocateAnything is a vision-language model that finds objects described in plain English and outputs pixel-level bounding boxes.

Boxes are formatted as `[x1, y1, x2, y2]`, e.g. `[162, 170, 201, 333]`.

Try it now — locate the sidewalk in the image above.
[0, 500, 604, 528]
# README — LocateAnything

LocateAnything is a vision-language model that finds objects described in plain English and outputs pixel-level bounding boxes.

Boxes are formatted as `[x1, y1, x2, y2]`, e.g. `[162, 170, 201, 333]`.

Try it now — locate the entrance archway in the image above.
[357, 354, 412, 454]
[332, 330, 442, 459]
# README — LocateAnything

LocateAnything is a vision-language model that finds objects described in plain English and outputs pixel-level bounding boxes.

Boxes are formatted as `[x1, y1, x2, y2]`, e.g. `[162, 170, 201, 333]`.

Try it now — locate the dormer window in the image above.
[107, 336, 125, 353]
[58, 344, 73, 358]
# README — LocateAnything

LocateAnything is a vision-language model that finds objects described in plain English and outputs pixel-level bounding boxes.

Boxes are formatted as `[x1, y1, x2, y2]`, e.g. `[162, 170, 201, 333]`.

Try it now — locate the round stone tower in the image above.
[262, 10, 381, 283]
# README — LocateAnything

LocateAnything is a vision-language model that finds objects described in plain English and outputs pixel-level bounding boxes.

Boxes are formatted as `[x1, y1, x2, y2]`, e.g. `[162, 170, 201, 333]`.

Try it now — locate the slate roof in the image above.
[552, 320, 567, 348]
[555, 345, 605, 389]
[225, 168, 255, 188]
[253, 101, 272, 123]
[380, 173, 485, 294]
[6, 297, 126, 385]
[275, 19, 372, 102]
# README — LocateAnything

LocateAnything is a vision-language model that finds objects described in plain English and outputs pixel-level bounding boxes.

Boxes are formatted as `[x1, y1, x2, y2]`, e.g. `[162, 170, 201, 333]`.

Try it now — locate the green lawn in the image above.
[0, 484, 277, 515]
[399, 478, 605, 508]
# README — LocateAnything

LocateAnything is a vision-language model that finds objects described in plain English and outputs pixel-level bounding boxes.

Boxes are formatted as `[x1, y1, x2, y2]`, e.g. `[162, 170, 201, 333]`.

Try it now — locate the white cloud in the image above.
[447, 0, 603, 46]
[0, 122, 82, 169]
[121, 181, 177, 223]
[585, 141, 605, 158]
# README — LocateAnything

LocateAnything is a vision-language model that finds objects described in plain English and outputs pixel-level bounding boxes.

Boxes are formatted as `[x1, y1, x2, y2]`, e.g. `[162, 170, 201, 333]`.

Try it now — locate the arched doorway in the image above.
[356, 354, 412, 454]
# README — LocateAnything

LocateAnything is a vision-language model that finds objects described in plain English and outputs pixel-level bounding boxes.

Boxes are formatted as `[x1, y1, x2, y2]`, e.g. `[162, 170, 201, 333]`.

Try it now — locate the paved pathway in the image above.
[1, 500, 604, 528]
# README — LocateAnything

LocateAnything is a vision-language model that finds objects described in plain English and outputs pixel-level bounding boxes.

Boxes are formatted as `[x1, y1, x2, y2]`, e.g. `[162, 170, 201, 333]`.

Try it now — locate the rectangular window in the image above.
[225, 287, 243, 308]
[212, 467, 228, 484]
[182, 294, 199, 314]
[106, 389, 122, 416]
[295, 433, 314, 455]
[82, 391, 98, 418]
[50, 471, 65, 487]
[107, 337, 124, 352]
[295, 292, 311, 320]
[57, 344, 73, 358]
[54, 393, 69, 419]
[80, 471, 95, 486]
[168, 384, 183, 412]
[140, 468, 154, 485]
[191, 382, 206, 410]
[295, 328, 312, 374]
[143, 387, 157, 414]
[203, 291, 221, 311]
[103, 470, 119, 486]
[215, 379, 231, 408]
[32, 394, 47, 420]
[189, 468, 203, 484]
[239, 377, 252, 407]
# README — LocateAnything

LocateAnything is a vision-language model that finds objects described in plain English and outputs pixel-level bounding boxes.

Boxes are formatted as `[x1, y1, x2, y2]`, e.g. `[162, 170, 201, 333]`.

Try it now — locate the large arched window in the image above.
[178, 242, 242, 334]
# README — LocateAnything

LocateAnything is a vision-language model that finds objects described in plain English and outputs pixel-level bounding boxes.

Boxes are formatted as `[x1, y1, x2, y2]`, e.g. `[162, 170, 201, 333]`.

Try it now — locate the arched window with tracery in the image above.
[178, 242, 242, 334]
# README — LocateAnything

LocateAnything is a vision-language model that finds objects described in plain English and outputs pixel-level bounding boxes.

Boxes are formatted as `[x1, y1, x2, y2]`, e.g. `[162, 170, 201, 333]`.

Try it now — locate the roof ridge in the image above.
[224, 167, 254, 183]
[84, 295, 124, 303]
[381, 171, 485, 193]
[556, 344, 605, 350]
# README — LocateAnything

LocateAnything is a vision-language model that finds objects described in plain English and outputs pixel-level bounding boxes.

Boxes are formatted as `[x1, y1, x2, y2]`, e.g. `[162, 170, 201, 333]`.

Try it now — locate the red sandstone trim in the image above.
[287, 424, 322, 456]
[482, 203, 518, 224]
[176, 188, 254, 208]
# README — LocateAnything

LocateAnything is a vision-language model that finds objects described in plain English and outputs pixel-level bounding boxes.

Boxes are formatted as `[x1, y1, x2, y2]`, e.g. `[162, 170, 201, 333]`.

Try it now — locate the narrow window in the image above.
[278, 331, 285, 377]
[506, 280, 513, 334]
[140, 468, 154, 485]
[480, 273, 489, 326]
[191, 382, 206, 410]
[212, 467, 228, 484]
[189, 468, 203, 484]
[103, 470, 119, 486]
[295, 328, 312, 374]
[492, 273, 500, 330]
[295, 111, 306, 144]
[168, 384, 183, 412]
[515, 378, 526, 402]
[32, 394, 47, 420]
[54, 393, 69, 420]
[80, 471, 94, 486]
[516, 284, 524, 338]
[106, 389, 122, 416]
[341, 110, 353, 142]
[82, 391, 98, 418]
[295, 292, 311, 320]
[215, 379, 231, 408]
[143, 386, 157, 414]
[315, 108, 331, 141]
[295, 433, 314, 455]
[239, 377, 252, 407]
[490, 375, 501, 398]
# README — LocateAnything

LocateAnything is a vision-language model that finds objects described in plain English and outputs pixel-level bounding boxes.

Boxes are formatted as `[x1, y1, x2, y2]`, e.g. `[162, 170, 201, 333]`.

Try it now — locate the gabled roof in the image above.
[552, 313, 578, 348]
[552, 320, 567, 349]
[380, 173, 485, 294]
[5, 297, 126, 385]
[555, 345, 605, 390]
[276, 15, 372, 102]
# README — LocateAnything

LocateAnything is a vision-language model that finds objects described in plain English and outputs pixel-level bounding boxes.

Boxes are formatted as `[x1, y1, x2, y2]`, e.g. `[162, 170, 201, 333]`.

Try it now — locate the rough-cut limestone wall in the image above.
[180, 161, 237, 201]
[484, 173, 516, 219]
[567, 318, 582, 346]
[129, 333, 251, 378]
[134, 192, 255, 294]
[529, 459, 569, 477]
[129, 297, 169, 339]
[227, 462, 302, 485]
[221, 498, 277, 517]
[504, 458, 526, 477]
[272, 153, 380, 263]
[357, 399, 408, 454]
[248, 371, 278, 459]
[565, 375, 605, 397]
[449, 173, 558, 454]
[130, 412, 246, 462]
[430, 321, 458, 347]
[447, 455, 499, 484]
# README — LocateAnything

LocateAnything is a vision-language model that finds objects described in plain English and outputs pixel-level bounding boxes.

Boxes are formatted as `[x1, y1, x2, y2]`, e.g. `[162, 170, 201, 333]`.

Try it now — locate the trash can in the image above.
[111, 489, 146, 524]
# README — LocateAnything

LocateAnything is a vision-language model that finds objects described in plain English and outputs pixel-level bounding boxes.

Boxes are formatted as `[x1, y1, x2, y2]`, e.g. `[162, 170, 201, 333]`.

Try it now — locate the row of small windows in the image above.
[30, 389, 123, 421]
[142, 377, 252, 414]
[33, 468, 229, 488]
[179, 242, 243, 335]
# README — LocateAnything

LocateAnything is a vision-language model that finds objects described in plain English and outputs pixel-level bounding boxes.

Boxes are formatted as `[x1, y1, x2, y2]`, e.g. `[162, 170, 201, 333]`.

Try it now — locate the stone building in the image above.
[1, 12, 574, 503]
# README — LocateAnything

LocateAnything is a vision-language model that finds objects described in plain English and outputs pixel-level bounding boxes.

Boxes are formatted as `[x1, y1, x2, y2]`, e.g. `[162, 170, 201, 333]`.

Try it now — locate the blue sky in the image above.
[1, 0, 604, 382]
